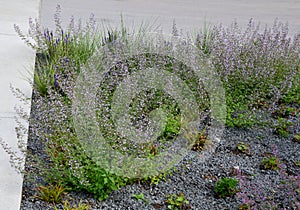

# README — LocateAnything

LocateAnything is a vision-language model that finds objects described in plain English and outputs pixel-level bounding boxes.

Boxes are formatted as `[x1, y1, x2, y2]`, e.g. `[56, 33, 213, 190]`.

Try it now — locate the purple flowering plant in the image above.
[236, 145, 300, 209]
[197, 19, 300, 127]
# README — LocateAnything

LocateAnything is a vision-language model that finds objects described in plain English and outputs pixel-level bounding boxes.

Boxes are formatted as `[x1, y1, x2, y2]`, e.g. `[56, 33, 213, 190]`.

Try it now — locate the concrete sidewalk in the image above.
[41, 0, 300, 36]
[0, 0, 40, 210]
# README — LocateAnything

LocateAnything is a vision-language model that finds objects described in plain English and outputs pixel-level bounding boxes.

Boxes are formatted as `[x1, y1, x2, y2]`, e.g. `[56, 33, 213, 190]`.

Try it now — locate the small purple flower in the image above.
[55, 38, 60, 45]
[64, 37, 68, 44]
[272, 144, 279, 156]
[43, 30, 48, 38]
[54, 75, 59, 89]
[64, 57, 70, 64]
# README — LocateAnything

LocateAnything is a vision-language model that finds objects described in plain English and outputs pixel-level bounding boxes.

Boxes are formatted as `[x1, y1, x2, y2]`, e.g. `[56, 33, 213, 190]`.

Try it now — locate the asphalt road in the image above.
[40, 0, 300, 35]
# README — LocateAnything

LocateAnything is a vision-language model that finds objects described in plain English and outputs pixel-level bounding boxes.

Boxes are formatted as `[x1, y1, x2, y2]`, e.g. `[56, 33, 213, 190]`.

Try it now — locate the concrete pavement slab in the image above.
[41, 0, 300, 36]
[0, 35, 34, 117]
[0, 118, 23, 210]
[0, 0, 41, 35]
[0, 0, 40, 210]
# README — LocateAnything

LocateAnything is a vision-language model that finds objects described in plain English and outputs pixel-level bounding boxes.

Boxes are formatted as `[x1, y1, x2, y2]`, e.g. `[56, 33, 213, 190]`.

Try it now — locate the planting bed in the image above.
[4, 6, 299, 209]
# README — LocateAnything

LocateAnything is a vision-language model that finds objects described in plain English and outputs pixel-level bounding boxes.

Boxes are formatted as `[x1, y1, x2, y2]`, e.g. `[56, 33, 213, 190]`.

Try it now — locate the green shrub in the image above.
[214, 177, 238, 198]
[45, 131, 127, 201]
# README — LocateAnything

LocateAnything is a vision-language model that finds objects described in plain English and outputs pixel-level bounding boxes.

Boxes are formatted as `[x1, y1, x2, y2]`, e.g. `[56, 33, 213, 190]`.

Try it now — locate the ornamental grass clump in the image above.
[36, 184, 66, 204]
[14, 5, 99, 96]
[197, 19, 300, 127]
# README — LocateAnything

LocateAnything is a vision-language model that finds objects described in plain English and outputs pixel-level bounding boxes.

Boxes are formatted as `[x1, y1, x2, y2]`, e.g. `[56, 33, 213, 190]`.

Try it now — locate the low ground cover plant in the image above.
[236, 145, 300, 209]
[0, 4, 299, 208]
[54, 200, 89, 210]
[235, 142, 250, 155]
[214, 177, 239, 198]
[165, 192, 190, 210]
[260, 156, 279, 171]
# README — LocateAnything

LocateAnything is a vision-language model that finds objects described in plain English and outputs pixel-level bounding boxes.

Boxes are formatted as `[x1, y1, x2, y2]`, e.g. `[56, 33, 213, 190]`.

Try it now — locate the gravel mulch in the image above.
[20, 100, 300, 210]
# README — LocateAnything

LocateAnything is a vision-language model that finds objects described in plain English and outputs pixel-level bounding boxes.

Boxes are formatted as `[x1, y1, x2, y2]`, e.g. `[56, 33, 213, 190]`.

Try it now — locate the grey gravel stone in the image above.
[20, 99, 300, 209]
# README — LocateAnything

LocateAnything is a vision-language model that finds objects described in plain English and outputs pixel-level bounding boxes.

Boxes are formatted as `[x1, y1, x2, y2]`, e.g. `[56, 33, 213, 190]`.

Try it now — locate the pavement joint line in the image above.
[0, 33, 16, 36]
[0, 116, 16, 119]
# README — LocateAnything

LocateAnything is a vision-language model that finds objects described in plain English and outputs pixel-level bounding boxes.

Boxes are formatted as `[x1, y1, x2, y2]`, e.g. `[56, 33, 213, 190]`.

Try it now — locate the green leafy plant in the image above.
[165, 192, 190, 210]
[141, 171, 168, 186]
[236, 142, 250, 154]
[44, 129, 127, 201]
[281, 78, 300, 104]
[36, 184, 66, 204]
[132, 193, 144, 201]
[294, 160, 300, 167]
[150, 173, 167, 185]
[273, 117, 293, 137]
[272, 106, 298, 118]
[162, 111, 182, 140]
[293, 134, 300, 143]
[214, 177, 238, 198]
[238, 203, 251, 210]
[260, 156, 279, 171]
[54, 200, 89, 210]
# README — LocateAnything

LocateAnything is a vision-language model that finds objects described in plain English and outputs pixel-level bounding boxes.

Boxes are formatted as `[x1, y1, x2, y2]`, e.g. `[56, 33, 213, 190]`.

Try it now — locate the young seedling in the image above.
[165, 192, 191, 210]
[236, 142, 250, 155]
[238, 203, 251, 210]
[54, 200, 89, 210]
[293, 134, 300, 143]
[260, 156, 279, 171]
[143, 171, 168, 186]
[273, 117, 293, 137]
[131, 193, 144, 201]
